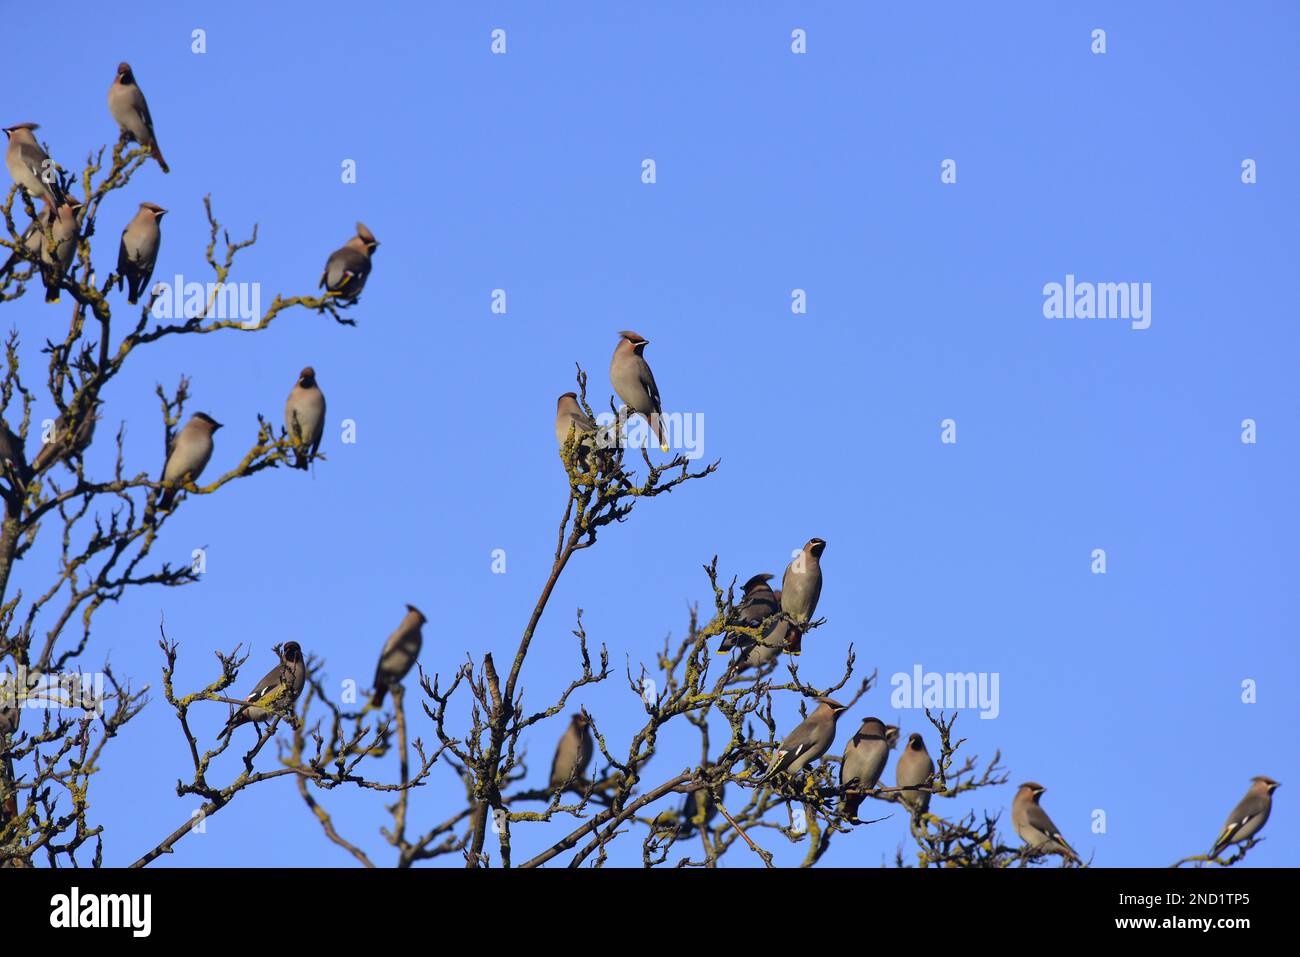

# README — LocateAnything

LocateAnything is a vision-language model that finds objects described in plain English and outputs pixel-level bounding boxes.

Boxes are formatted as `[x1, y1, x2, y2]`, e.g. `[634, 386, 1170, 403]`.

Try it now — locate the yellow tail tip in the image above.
[660, 443, 669, 453]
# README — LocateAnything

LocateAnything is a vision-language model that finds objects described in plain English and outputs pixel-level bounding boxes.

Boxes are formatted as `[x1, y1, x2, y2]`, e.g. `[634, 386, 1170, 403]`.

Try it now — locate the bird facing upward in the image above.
[108, 62, 169, 173]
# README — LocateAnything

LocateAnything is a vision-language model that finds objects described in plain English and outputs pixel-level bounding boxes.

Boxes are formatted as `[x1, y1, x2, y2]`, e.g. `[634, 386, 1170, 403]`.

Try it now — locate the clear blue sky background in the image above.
[4, 1, 1296, 868]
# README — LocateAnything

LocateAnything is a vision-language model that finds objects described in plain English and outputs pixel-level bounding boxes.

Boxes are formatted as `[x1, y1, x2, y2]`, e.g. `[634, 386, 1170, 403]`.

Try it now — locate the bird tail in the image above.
[159, 485, 177, 510]
[649, 413, 669, 453]
[369, 685, 388, 709]
[42, 267, 61, 303]
[841, 792, 864, 823]
[150, 140, 170, 174]
[1209, 827, 1233, 859]
[127, 276, 140, 305]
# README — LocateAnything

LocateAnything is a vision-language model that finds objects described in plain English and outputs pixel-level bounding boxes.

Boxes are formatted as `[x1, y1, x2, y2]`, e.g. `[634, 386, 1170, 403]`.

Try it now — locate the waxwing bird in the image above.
[721, 573, 793, 669]
[108, 62, 169, 173]
[159, 412, 222, 509]
[1013, 782, 1080, 862]
[31, 400, 101, 473]
[320, 223, 378, 301]
[840, 717, 899, 822]
[0, 205, 50, 282]
[0, 420, 28, 488]
[0, 677, 18, 736]
[220, 642, 307, 739]
[369, 604, 426, 708]
[609, 330, 669, 453]
[555, 391, 631, 488]
[285, 367, 326, 470]
[40, 197, 81, 303]
[780, 538, 825, 655]
[757, 697, 848, 782]
[676, 781, 724, 838]
[1211, 776, 1279, 858]
[4, 123, 62, 207]
[116, 202, 165, 304]
[549, 713, 594, 793]
[895, 732, 934, 815]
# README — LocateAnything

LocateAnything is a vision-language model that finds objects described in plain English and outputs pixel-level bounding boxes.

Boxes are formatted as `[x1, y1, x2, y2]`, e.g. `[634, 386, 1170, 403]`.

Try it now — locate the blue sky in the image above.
[4, 1, 1297, 867]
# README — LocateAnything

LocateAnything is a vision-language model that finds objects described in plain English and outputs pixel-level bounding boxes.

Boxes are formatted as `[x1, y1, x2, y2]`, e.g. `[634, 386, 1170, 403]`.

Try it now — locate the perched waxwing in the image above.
[0, 205, 50, 281]
[1211, 776, 1280, 858]
[116, 202, 165, 304]
[220, 642, 307, 739]
[31, 400, 101, 474]
[159, 412, 222, 509]
[284, 367, 326, 470]
[757, 697, 848, 782]
[40, 197, 81, 303]
[369, 605, 425, 708]
[676, 781, 724, 838]
[4, 123, 62, 207]
[108, 62, 169, 173]
[0, 675, 17, 736]
[319, 223, 378, 301]
[549, 713, 594, 793]
[0, 419, 29, 487]
[1012, 782, 1080, 862]
[840, 717, 899, 822]
[555, 391, 630, 487]
[720, 573, 793, 669]
[609, 330, 669, 453]
[895, 732, 934, 815]
[780, 538, 825, 655]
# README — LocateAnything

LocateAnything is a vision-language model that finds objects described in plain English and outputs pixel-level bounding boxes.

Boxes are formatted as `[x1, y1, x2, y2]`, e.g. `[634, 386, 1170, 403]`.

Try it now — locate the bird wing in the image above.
[1213, 796, 1263, 853]
[134, 94, 156, 138]
[638, 359, 662, 413]
[1026, 804, 1074, 849]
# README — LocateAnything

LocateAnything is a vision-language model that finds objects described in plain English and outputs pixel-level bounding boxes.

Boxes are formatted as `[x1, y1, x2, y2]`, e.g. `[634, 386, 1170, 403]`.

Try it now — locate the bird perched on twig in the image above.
[369, 605, 425, 709]
[549, 713, 594, 793]
[895, 732, 934, 815]
[4, 122, 64, 208]
[116, 201, 165, 304]
[39, 197, 81, 303]
[780, 537, 825, 655]
[1013, 781, 1080, 863]
[285, 367, 326, 471]
[219, 642, 307, 740]
[159, 412, 221, 509]
[756, 697, 847, 783]
[720, 572, 793, 668]
[609, 330, 669, 453]
[1210, 775, 1279, 859]
[108, 62, 169, 173]
[31, 400, 101, 474]
[554, 391, 631, 488]
[320, 223, 378, 302]
[840, 716, 898, 822]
